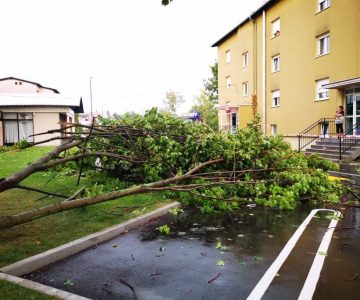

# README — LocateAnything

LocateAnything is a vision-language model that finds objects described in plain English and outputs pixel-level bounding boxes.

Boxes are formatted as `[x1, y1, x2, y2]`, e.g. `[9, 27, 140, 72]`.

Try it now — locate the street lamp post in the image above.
[89, 77, 93, 117]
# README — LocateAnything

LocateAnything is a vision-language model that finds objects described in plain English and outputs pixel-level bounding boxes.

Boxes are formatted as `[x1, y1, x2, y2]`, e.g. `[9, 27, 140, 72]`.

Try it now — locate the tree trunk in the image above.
[0, 158, 223, 230]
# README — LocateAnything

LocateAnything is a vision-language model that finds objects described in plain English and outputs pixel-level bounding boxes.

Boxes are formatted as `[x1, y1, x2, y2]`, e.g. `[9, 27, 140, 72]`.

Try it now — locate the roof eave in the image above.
[211, 0, 278, 48]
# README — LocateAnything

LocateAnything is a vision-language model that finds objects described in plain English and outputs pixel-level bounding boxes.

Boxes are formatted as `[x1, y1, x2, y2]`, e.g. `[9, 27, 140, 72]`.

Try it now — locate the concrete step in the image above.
[313, 153, 350, 160]
[311, 143, 360, 150]
[306, 149, 357, 157]
[328, 171, 360, 187]
[340, 163, 360, 173]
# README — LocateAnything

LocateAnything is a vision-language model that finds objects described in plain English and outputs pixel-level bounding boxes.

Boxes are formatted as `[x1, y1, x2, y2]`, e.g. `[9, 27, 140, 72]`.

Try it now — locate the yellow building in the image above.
[213, 0, 360, 146]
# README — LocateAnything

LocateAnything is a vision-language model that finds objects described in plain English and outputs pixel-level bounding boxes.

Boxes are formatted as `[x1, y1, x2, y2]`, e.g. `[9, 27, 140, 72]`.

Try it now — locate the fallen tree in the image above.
[0, 109, 341, 229]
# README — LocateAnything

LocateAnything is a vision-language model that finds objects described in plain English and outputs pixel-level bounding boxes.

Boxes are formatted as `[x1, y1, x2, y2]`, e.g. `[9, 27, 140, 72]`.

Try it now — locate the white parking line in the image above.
[247, 209, 340, 300]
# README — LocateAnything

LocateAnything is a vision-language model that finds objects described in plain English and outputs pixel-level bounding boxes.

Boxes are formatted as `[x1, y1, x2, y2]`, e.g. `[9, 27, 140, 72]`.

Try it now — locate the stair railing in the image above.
[297, 118, 335, 151]
[339, 122, 360, 160]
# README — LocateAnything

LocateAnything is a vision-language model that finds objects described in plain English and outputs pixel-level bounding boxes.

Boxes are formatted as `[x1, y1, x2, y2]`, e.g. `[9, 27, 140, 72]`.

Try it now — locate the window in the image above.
[2, 113, 34, 145]
[271, 124, 278, 136]
[272, 18, 280, 37]
[316, 78, 329, 100]
[225, 50, 231, 63]
[226, 76, 231, 88]
[272, 90, 280, 107]
[242, 51, 249, 67]
[317, 33, 330, 56]
[272, 55, 280, 72]
[318, 0, 330, 12]
[242, 82, 249, 96]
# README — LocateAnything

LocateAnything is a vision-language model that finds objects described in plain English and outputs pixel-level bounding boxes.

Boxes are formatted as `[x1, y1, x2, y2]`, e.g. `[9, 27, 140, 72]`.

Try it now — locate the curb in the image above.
[0, 272, 90, 300]
[1, 201, 180, 277]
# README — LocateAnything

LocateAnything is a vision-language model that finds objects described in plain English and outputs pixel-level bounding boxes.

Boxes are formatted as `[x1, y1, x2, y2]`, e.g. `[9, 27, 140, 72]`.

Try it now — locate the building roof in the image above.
[211, 0, 278, 47]
[0, 94, 84, 113]
[323, 77, 360, 89]
[0, 77, 60, 94]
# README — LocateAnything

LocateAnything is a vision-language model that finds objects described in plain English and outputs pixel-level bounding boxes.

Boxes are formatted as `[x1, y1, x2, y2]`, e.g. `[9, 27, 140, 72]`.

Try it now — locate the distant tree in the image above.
[162, 91, 185, 114]
[161, 0, 173, 5]
[203, 62, 218, 104]
[191, 91, 218, 131]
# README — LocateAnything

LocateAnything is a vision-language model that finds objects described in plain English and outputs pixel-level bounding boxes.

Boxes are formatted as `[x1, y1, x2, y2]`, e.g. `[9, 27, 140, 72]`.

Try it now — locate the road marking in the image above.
[247, 209, 340, 300]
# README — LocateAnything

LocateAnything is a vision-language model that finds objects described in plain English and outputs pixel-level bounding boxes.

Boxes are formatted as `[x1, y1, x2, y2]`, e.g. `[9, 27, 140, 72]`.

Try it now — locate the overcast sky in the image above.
[0, 0, 265, 115]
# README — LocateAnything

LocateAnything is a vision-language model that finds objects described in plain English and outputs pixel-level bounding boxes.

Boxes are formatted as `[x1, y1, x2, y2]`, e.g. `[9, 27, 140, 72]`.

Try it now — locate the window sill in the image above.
[315, 98, 329, 102]
[271, 105, 280, 108]
[315, 6, 330, 15]
[316, 52, 330, 58]
[271, 70, 280, 74]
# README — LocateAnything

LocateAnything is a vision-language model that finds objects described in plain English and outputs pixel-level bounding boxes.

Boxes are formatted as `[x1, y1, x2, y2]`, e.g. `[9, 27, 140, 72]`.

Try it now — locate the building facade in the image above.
[0, 77, 83, 146]
[213, 0, 360, 145]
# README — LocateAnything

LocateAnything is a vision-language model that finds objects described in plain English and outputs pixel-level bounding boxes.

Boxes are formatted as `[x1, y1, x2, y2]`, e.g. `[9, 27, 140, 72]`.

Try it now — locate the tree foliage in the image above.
[191, 90, 218, 130]
[87, 109, 340, 211]
[162, 91, 185, 114]
[0, 109, 341, 229]
[161, 0, 173, 5]
[203, 62, 218, 103]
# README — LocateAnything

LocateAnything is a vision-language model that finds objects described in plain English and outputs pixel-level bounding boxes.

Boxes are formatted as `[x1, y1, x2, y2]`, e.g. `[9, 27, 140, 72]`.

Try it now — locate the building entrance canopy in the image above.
[323, 77, 360, 90]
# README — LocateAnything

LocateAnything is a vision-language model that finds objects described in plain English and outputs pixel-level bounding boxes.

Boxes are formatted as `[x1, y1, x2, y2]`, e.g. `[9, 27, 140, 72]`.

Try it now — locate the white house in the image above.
[0, 77, 83, 146]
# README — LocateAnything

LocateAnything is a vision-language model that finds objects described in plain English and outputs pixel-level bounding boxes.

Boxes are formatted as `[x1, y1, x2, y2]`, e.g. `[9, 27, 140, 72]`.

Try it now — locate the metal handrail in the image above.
[298, 118, 335, 151]
[339, 122, 360, 160]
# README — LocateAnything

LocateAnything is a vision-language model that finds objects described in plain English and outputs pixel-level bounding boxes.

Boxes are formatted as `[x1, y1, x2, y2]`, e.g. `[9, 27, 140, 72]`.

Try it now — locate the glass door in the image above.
[230, 112, 238, 134]
[345, 94, 360, 135]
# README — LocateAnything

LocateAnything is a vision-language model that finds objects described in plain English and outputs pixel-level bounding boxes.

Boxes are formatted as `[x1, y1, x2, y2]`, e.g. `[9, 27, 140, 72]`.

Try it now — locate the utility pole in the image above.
[89, 76, 93, 117]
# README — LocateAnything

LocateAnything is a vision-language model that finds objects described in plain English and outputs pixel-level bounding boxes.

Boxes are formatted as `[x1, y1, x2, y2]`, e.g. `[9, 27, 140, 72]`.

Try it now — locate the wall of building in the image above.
[216, 0, 360, 136]
[0, 79, 56, 94]
[33, 112, 62, 146]
[0, 107, 74, 146]
[264, 0, 360, 135]
[0, 121, 3, 145]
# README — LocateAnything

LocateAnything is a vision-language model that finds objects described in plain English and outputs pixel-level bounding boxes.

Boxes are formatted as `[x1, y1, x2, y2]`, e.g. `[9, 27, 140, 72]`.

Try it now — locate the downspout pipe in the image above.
[262, 10, 266, 134]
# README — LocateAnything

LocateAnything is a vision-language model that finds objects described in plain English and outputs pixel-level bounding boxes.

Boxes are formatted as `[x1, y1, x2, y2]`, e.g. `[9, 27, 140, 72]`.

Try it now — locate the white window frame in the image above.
[226, 76, 231, 89]
[272, 54, 280, 73]
[317, 33, 330, 56]
[316, 78, 329, 101]
[242, 51, 249, 68]
[271, 124, 278, 136]
[271, 18, 280, 38]
[242, 82, 249, 97]
[225, 50, 231, 63]
[318, 0, 330, 12]
[272, 90, 280, 107]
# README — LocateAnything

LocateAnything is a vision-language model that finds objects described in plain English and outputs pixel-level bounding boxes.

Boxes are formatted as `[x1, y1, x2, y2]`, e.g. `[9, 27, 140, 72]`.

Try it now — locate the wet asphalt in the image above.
[24, 207, 360, 300]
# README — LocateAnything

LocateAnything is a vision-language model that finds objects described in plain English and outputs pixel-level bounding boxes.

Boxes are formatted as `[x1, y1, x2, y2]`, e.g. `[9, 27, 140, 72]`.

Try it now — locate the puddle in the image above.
[24, 207, 360, 299]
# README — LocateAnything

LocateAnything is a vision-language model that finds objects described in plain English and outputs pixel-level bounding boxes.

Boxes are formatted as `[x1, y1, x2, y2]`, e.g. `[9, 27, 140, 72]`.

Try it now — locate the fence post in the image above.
[339, 138, 342, 161]
[298, 135, 301, 152]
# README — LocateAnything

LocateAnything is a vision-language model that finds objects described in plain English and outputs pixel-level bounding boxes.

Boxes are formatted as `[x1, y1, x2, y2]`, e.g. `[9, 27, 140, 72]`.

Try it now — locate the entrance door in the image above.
[230, 112, 238, 134]
[345, 94, 360, 135]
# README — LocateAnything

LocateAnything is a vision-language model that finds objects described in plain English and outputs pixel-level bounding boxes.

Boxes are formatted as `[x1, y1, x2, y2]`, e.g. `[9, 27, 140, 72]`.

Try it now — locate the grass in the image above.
[0, 279, 58, 300]
[0, 146, 170, 298]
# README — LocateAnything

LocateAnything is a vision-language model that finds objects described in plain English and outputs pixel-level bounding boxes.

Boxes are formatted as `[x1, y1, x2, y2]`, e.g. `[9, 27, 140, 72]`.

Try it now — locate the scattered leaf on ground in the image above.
[217, 260, 225, 266]
[64, 279, 74, 286]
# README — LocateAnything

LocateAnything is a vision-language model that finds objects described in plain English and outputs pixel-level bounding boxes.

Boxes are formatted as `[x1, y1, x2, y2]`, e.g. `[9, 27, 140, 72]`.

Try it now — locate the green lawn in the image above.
[0, 147, 169, 298]
[0, 279, 58, 300]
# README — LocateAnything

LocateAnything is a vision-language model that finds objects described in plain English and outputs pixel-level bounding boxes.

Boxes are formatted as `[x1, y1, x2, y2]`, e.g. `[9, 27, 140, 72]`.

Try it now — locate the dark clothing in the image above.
[336, 123, 344, 133]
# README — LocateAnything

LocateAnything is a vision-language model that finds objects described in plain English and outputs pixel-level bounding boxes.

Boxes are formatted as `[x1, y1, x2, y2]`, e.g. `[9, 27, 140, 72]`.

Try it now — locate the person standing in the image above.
[335, 106, 345, 138]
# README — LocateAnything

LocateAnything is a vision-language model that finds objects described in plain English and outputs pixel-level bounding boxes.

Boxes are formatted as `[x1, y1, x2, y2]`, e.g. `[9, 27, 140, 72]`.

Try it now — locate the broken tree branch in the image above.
[0, 158, 224, 230]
